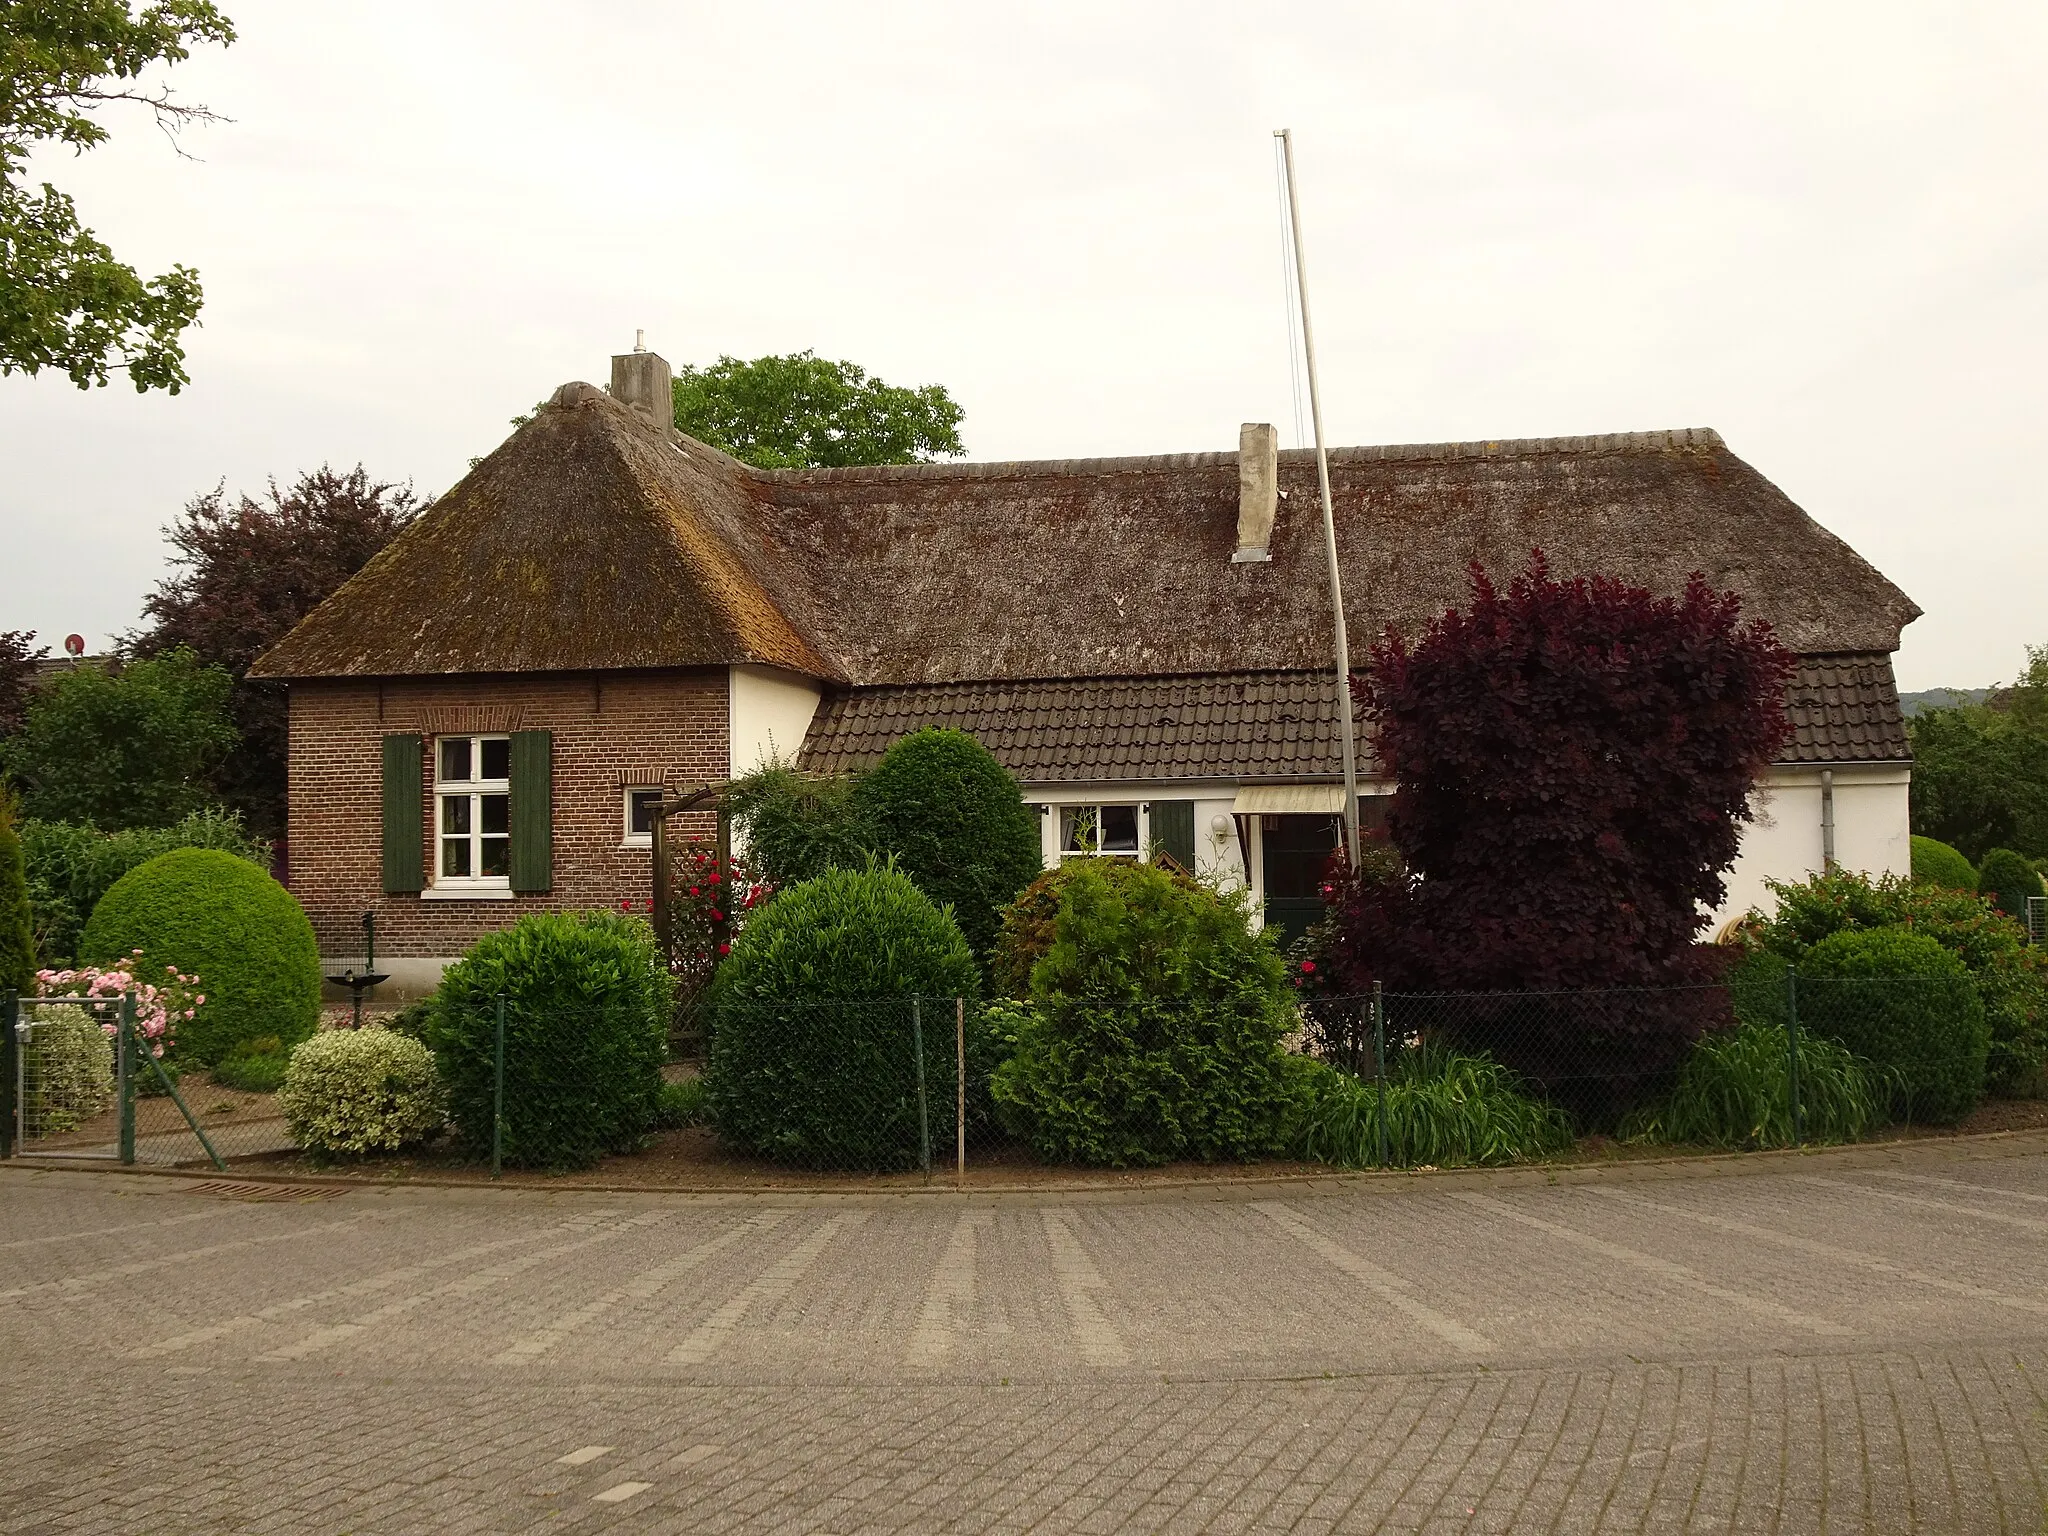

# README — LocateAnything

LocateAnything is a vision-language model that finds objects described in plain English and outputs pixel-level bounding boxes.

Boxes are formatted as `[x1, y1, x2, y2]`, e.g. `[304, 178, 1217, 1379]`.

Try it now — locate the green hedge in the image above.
[1796, 927, 1987, 1123]
[705, 862, 980, 1170]
[0, 796, 32, 994]
[429, 910, 672, 1170]
[79, 848, 319, 1065]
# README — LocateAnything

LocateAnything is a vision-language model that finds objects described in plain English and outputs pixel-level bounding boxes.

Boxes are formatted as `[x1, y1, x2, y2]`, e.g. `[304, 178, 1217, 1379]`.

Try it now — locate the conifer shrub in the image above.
[1977, 848, 2044, 923]
[705, 863, 979, 1170]
[991, 858, 1204, 999]
[849, 729, 1042, 963]
[279, 1028, 445, 1158]
[1910, 835, 1976, 891]
[723, 764, 873, 889]
[991, 861, 1299, 1166]
[79, 848, 318, 1065]
[0, 796, 33, 994]
[1796, 927, 1987, 1123]
[429, 911, 673, 1170]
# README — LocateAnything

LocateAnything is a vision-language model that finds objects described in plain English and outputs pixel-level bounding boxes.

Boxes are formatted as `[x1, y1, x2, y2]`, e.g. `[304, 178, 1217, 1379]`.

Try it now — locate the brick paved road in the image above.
[3, 1139, 2047, 1533]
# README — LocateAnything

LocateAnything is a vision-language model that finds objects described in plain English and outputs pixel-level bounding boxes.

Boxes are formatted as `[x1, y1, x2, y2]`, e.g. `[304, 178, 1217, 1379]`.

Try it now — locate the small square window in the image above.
[440, 737, 472, 782]
[624, 788, 664, 846]
[480, 737, 510, 780]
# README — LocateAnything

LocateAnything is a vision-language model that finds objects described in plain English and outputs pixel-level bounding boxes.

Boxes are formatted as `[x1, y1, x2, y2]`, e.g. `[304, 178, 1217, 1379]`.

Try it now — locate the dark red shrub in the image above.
[1317, 552, 1793, 1118]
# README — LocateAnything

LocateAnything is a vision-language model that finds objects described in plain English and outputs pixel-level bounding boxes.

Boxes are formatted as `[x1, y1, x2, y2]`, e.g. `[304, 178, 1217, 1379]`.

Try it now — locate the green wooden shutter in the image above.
[380, 734, 424, 893]
[1150, 800, 1197, 873]
[509, 730, 553, 893]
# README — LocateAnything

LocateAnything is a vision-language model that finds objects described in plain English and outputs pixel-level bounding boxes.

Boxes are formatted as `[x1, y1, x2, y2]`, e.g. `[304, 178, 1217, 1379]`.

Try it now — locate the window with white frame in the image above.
[436, 735, 511, 885]
[1060, 804, 1142, 859]
[623, 787, 664, 847]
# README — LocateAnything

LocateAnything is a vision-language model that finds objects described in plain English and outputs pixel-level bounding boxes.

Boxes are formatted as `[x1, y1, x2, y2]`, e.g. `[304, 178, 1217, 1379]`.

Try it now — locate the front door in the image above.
[1261, 813, 1341, 948]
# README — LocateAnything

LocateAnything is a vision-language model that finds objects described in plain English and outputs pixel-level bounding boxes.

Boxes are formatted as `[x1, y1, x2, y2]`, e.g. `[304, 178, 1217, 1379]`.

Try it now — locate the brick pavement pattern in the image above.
[3, 1140, 2046, 1532]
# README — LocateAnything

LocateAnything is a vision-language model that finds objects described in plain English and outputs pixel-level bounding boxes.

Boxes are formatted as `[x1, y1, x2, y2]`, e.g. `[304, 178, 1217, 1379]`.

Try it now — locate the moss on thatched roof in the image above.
[253, 399, 1918, 686]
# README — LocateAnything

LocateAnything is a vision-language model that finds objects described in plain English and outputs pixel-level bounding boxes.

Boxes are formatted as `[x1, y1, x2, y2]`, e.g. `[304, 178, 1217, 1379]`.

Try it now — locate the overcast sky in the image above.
[2, 2, 2041, 690]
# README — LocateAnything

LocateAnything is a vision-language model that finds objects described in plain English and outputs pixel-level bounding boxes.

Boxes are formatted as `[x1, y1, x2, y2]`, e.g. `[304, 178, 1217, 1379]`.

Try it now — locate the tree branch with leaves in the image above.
[1, 0, 236, 391]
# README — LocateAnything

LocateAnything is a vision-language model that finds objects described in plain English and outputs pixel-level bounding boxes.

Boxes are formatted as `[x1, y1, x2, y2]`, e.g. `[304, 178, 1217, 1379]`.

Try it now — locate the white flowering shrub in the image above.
[278, 1028, 445, 1158]
[22, 1004, 116, 1135]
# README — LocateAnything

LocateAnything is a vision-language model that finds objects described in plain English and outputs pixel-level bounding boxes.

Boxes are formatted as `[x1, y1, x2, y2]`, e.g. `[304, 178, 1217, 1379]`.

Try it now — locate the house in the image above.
[250, 346, 1919, 990]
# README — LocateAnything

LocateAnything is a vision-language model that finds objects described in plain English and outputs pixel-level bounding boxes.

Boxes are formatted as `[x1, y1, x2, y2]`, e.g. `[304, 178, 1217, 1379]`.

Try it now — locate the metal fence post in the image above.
[1372, 980, 1387, 1169]
[1, 991, 17, 1159]
[492, 993, 506, 1179]
[117, 991, 136, 1165]
[1785, 967, 1804, 1145]
[954, 997, 966, 1183]
[912, 998, 932, 1178]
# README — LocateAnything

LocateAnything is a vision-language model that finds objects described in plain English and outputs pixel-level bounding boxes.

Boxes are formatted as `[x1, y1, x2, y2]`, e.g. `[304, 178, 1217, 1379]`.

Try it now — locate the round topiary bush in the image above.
[1976, 848, 2043, 923]
[278, 1028, 445, 1158]
[1797, 926, 1987, 1124]
[428, 910, 673, 1171]
[849, 728, 1042, 963]
[1911, 835, 1977, 891]
[79, 848, 319, 1065]
[992, 858, 1206, 999]
[705, 862, 979, 1170]
[990, 860, 1301, 1166]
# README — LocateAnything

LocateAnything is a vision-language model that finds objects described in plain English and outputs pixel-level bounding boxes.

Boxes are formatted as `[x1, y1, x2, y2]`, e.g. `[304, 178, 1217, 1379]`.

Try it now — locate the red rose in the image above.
[717, 943, 730, 956]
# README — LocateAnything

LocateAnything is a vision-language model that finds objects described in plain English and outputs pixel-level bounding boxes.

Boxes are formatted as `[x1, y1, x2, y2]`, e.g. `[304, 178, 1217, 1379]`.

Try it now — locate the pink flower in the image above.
[194, 995, 205, 1006]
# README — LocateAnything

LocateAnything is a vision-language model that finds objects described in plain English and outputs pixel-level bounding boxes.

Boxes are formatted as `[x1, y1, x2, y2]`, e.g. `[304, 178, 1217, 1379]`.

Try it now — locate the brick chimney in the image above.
[610, 332, 674, 438]
[1233, 422, 1278, 563]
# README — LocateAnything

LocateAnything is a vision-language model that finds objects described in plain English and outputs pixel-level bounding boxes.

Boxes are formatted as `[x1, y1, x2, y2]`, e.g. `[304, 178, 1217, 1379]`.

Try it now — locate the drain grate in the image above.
[182, 1179, 348, 1203]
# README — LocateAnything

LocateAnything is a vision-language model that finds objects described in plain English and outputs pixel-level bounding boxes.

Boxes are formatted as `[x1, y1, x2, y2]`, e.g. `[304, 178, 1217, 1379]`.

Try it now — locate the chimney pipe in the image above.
[1233, 422, 1278, 563]
[610, 342, 673, 438]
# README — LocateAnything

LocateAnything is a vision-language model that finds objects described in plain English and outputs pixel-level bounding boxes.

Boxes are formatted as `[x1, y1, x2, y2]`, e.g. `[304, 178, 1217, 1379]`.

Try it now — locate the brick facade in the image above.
[286, 671, 728, 960]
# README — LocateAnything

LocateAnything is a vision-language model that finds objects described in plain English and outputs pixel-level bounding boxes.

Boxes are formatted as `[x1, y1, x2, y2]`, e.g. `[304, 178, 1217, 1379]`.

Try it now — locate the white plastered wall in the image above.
[1710, 763, 1912, 934]
[727, 665, 824, 777]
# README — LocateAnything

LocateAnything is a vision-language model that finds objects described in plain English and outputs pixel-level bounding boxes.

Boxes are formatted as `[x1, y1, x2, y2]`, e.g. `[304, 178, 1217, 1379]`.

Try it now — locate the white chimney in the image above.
[1233, 422, 1278, 563]
[610, 339, 673, 437]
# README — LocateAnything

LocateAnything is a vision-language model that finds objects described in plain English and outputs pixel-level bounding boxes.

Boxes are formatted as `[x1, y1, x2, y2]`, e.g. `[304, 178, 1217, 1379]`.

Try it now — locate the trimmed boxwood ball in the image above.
[429, 910, 673, 1170]
[991, 860, 1302, 1166]
[849, 728, 1042, 963]
[278, 1028, 445, 1158]
[79, 848, 320, 1065]
[1797, 926, 1987, 1124]
[1910, 835, 1977, 891]
[1976, 848, 2044, 923]
[705, 862, 979, 1170]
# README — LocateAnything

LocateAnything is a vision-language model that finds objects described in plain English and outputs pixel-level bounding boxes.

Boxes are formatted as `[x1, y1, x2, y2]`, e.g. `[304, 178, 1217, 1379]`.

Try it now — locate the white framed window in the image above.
[1060, 804, 1144, 859]
[435, 734, 511, 888]
[623, 787, 664, 847]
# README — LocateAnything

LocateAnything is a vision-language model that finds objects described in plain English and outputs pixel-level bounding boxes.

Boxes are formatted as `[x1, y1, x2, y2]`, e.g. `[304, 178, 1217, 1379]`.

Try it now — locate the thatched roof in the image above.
[253, 387, 1919, 684]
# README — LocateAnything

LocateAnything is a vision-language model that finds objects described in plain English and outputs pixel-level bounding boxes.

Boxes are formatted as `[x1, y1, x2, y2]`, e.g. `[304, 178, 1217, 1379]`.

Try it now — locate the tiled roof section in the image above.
[800, 654, 1913, 782]
[798, 671, 1368, 783]
[1782, 652, 1911, 764]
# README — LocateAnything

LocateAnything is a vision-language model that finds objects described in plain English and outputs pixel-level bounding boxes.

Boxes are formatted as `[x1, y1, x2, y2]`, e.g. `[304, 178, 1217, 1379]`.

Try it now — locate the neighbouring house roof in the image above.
[253, 387, 1921, 691]
[799, 652, 1913, 783]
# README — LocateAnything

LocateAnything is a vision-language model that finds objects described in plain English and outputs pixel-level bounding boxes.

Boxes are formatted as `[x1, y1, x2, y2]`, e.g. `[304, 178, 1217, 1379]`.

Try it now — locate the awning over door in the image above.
[1232, 783, 1347, 815]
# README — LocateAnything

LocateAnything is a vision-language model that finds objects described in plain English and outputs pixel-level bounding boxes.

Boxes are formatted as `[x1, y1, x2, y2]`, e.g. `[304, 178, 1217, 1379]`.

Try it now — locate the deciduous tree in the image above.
[0, 629, 48, 736]
[672, 352, 965, 469]
[130, 465, 425, 833]
[1, 0, 236, 391]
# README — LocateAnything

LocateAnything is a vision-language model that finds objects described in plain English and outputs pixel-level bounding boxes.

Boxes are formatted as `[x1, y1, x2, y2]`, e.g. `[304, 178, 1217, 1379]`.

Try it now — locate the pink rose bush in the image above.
[34, 948, 201, 1060]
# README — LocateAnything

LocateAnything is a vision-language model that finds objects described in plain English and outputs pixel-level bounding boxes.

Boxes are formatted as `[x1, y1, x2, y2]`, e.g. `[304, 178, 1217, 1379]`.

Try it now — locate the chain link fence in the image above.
[2, 970, 2012, 1177]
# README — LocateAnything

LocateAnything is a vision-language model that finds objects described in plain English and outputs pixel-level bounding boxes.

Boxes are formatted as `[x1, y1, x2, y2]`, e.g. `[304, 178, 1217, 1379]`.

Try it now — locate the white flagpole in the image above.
[1275, 128, 1362, 870]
